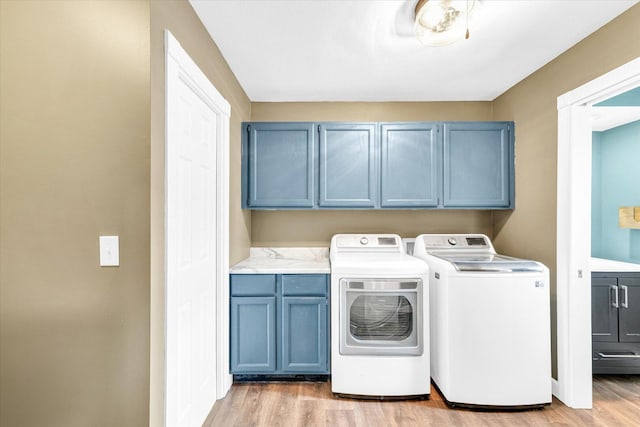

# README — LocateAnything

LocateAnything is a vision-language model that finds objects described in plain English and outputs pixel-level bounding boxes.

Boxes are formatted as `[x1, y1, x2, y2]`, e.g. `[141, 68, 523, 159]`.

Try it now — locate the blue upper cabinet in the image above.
[380, 122, 440, 208]
[241, 121, 515, 210]
[443, 122, 514, 209]
[318, 123, 377, 207]
[243, 122, 316, 208]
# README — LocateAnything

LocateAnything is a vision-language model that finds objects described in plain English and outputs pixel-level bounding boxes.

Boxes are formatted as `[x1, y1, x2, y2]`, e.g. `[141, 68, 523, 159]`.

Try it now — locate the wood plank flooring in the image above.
[203, 376, 640, 426]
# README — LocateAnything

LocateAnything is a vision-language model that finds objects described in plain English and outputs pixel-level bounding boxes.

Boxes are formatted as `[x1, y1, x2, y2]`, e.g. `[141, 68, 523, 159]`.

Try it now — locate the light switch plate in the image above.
[99, 236, 119, 267]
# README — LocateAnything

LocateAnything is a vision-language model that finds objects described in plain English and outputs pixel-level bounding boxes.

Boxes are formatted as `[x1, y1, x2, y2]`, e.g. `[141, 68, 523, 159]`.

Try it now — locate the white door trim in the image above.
[164, 29, 232, 425]
[555, 56, 640, 408]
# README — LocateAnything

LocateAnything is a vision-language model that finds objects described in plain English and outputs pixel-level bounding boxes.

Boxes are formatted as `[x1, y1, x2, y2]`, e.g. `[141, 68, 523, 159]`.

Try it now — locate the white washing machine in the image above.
[330, 234, 430, 398]
[413, 234, 551, 409]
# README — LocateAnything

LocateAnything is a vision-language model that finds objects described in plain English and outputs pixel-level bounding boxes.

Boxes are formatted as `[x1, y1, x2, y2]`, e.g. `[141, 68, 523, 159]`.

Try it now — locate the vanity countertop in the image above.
[230, 247, 330, 274]
[591, 257, 640, 273]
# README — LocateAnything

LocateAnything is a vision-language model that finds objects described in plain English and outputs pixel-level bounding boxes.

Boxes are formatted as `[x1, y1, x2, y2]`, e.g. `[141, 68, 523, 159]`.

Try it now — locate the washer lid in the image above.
[432, 253, 545, 273]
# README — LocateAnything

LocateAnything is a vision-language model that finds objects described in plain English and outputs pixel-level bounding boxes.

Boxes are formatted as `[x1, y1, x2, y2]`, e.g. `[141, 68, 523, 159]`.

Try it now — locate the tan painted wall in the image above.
[2, 0, 637, 423]
[250, 102, 494, 246]
[0, 0, 251, 425]
[149, 1, 252, 425]
[0, 1, 151, 426]
[492, 4, 640, 377]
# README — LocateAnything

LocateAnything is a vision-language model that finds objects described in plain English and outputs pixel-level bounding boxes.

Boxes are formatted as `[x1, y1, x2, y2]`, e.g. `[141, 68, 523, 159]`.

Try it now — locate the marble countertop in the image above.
[230, 247, 330, 274]
[591, 257, 640, 272]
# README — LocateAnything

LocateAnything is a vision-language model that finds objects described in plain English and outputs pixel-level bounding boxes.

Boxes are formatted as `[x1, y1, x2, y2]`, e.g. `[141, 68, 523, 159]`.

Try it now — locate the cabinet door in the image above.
[230, 296, 277, 372]
[380, 123, 439, 207]
[619, 278, 640, 343]
[319, 123, 377, 207]
[592, 278, 619, 343]
[443, 122, 513, 208]
[245, 123, 316, 208]
[281, 297, 328, 373]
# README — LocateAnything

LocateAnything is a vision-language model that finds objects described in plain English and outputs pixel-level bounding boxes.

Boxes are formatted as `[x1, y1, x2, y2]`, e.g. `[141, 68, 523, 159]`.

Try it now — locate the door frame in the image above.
[162, 30, 232, 424]
[556, 56, 640, 408]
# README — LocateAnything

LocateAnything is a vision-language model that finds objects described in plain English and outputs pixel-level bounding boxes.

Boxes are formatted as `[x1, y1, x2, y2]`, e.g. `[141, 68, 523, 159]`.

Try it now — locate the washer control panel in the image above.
[420, 234, 493, 251]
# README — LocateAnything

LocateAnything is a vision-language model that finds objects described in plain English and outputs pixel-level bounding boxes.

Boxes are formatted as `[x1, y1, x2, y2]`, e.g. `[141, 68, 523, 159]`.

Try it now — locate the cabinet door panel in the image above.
[281, 297, 328, 373]
[619, 278, 640, 343]
[443, 122, 513, 208]
[380, 123, 439, 207]
[230, 296, 277, 372]
[247, 123, 315, 207]
[592, 278, 619, 342]
[319, 123, 376, 207]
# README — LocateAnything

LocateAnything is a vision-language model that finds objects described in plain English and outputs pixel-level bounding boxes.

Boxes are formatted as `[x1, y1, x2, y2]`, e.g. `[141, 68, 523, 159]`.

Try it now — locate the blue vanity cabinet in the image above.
[380, 122, 440, 207]
[442, 122, 514, 208]
[592, 273, 640, 374]
[230, 274, 329, 376]
[592, 277, 619, 342]
[243, 122, 316, 208]
[318, 123, 377, 207]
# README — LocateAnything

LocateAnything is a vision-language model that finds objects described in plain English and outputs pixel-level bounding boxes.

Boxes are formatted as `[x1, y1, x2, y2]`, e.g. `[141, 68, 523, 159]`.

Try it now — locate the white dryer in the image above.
[413, 234, 551, 409]
[330, 234, 430, 398]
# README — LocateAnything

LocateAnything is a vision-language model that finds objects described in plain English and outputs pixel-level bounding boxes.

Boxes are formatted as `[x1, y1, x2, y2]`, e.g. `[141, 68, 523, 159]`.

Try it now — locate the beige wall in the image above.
[250, 102, 494, 245]
[492, 4, 640, 377]
[0, 0, 252, 425]
[0, 1, 151, 426]
[149, 1, 252, 425]
[2, 0, 638, 423]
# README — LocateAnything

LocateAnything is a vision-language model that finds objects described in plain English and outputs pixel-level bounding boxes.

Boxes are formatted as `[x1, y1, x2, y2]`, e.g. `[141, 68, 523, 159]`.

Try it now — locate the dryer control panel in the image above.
[331, 234, 403, 255]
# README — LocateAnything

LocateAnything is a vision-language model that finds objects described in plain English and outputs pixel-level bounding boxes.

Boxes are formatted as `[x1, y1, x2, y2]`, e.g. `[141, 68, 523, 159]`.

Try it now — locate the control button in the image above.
[360, 237, 369, 245]
[447, 237, 457, 246]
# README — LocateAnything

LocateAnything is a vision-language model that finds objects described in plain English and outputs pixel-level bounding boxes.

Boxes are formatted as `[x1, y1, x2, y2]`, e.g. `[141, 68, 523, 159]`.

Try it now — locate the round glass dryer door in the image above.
[340, 279, 423, 356]
[349, 295, 414, 341]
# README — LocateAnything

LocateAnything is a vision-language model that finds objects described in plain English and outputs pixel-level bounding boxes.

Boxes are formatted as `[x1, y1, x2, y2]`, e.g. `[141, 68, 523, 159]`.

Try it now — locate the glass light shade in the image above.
[414, 0, 476, 46]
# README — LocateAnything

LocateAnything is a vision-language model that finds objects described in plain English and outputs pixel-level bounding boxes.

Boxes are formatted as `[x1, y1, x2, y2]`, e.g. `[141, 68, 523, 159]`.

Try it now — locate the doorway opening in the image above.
[556, 57, 640, 408]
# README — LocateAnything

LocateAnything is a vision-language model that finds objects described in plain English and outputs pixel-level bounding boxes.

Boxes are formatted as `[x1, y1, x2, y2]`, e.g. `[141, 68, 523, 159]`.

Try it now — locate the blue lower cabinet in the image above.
[230, 274, 329, 375]
[282, 297, 328, 372]
[230, 296, 277, 372]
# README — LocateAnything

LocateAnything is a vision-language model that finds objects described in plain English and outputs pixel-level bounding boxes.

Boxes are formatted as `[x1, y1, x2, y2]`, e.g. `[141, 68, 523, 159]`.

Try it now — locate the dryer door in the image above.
[340, 279, 423, 355]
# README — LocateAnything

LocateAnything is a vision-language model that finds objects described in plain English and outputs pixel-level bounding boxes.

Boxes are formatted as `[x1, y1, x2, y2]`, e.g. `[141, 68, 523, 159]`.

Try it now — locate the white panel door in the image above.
[166, 33, 226, 427]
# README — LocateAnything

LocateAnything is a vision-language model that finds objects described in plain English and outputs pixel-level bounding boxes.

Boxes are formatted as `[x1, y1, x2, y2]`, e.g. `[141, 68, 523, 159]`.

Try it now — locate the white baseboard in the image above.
[551, 378, 560, 399]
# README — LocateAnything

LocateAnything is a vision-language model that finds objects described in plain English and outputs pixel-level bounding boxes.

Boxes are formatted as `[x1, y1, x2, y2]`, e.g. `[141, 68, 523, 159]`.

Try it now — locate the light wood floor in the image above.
[204, 376, 640, 426]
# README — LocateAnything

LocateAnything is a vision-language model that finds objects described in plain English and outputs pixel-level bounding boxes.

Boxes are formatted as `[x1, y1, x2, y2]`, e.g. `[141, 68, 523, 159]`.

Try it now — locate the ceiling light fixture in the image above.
[414, 0, 477, 46]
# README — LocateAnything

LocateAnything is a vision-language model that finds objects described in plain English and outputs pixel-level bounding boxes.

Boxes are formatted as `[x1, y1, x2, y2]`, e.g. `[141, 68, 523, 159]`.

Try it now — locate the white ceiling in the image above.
[189, 0, 638, 102]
